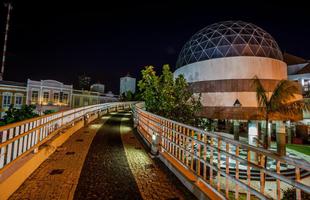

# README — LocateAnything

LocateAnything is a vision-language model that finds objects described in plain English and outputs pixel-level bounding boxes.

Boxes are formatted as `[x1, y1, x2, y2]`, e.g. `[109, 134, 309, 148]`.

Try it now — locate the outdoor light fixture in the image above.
[233, 99, 242, 107]
[152, 134, 156, 141]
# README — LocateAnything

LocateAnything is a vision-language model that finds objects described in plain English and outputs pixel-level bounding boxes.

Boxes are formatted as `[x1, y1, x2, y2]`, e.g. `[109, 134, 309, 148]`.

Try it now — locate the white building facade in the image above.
[120, 75, 136, 95]
[26, 79, 73, 113]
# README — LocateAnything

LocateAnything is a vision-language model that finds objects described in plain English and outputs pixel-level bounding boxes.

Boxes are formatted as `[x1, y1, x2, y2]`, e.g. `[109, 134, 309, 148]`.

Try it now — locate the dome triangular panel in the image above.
[176, 20, 283, 68]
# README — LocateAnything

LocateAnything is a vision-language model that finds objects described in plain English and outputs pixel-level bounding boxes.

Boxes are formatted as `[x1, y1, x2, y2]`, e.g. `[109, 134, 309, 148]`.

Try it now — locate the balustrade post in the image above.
[151, 133, 160, 155]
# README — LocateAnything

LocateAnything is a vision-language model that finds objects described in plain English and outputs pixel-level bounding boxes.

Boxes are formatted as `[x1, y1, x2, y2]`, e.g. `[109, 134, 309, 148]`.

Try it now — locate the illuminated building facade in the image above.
[120, 74, 136, 95]
[26, 79, 73, 113]
[0, 81, 27, 117]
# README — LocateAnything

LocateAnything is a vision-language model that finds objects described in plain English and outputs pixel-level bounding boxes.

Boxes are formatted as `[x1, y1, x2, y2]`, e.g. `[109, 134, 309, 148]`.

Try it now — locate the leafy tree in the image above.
[1, 104, 39, 125]
[252, 75, 310, 155]
[138, 65, 202, 126]
[138, 66, 160, 113]
[121, 91, 135, 101]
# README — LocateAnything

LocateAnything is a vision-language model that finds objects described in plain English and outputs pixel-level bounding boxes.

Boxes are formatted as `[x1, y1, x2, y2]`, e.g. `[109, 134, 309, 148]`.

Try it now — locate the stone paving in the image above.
[74, 112, 142, 200]
[120, 113, 196, 200]
[9, 112, 196, 200]
[9, 116, 110, 200]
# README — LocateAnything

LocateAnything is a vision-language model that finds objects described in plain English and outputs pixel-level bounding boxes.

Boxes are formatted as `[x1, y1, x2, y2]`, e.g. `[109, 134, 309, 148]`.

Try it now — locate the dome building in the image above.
[174, 21, 290, 120]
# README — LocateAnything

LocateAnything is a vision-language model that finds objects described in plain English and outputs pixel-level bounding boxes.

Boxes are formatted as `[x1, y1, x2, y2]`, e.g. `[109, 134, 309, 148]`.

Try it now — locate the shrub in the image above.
[282, 187, 310, 200]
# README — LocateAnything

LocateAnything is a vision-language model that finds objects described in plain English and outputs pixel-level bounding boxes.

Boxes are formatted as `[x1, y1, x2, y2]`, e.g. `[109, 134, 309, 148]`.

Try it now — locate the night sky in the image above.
[1, 1, 310, 94]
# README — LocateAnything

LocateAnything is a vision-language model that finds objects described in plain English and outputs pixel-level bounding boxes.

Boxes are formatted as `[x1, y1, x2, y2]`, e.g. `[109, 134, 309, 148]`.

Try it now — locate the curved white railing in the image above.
[0, 102, 132, 173]
[132, 102, 310, 200]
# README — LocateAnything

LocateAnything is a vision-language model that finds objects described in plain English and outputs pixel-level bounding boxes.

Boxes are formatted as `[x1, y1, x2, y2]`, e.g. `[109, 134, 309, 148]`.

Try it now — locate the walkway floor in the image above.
[10, 112, 195, 200]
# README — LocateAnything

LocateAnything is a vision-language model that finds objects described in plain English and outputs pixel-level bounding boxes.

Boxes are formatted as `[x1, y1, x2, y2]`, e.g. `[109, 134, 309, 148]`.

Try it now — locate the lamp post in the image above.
[233, 99, 241, 141]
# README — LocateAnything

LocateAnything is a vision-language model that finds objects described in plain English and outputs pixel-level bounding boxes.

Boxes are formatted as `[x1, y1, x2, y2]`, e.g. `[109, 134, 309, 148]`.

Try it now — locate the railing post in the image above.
[83, 114, 89, 126]
[151, 133, 160, 155]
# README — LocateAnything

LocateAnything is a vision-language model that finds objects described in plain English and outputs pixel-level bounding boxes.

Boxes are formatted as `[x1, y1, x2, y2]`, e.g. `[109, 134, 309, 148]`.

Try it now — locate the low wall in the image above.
[0, 112, 99, 200]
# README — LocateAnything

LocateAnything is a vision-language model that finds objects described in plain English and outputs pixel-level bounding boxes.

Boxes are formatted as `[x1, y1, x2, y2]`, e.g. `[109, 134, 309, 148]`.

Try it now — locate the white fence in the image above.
[0, 102, 131, 173]
[132, 102, 310, 200]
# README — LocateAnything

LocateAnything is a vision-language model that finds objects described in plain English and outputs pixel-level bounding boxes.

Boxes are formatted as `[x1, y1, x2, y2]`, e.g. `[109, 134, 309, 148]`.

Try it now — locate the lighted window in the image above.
[43, 92, 49, 102]
[63, 93, 68, 104]
[31, 91, 39, 103]
[2, 92, 12, 108]
[15, 94, 23, 107]
[54, 93, 59, 103]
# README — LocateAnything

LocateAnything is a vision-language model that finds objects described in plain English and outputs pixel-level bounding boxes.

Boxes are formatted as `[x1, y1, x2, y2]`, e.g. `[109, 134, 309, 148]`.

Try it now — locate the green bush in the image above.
[282, 187, 310, 200]
[43, 110, 56, 115]
[0, 104, 39, 126]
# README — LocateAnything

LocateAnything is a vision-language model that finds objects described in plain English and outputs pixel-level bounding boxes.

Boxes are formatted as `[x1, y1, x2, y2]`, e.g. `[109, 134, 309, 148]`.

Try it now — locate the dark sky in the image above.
[1, 1, 310, 94]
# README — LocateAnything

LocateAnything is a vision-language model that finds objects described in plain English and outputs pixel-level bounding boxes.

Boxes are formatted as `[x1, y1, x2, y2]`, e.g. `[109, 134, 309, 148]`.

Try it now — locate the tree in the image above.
[1, 104, 39, 125]
[252, 75, 310, 155]
[121, 91, 135, 101]
[138, 65, 202, 126]
[138, 66, 160, 113]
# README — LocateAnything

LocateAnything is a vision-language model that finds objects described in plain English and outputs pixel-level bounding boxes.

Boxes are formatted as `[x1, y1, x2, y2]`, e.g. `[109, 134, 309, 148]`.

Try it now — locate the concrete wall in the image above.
[174, 56, 287, 82]
[174, 56, 293, 119]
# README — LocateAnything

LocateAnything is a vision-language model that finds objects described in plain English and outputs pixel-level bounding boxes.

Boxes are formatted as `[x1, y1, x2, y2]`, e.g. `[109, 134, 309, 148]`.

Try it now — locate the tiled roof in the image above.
[283, 52, 307, 65]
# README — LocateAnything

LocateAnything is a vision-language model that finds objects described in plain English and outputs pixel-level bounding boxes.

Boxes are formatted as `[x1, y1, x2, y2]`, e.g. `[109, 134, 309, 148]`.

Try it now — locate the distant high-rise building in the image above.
[120, 74, 136, 95]
[78, 75, 91, 90]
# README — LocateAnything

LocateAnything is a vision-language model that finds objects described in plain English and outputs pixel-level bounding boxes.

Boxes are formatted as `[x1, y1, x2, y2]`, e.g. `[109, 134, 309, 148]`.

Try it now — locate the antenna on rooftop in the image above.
[0, 1, 13, 81]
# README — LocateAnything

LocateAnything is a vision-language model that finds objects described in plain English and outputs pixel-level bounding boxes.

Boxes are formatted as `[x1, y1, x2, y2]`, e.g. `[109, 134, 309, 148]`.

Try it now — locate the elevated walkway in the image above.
[3, 111, 195, 200]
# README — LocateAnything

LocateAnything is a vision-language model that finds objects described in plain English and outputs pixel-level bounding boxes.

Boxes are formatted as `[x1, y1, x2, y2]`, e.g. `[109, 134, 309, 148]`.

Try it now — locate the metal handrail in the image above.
[0, 102, 132, 172]
[132, 104, 310, 200]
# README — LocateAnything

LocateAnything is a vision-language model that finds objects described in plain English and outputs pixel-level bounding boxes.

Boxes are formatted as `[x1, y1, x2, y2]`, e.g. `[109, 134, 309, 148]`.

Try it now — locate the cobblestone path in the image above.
[10, 112, 196, 200]
[73, 112, 142, 200]
[120, 113, 196, 200]
[9, 116, 110, 200]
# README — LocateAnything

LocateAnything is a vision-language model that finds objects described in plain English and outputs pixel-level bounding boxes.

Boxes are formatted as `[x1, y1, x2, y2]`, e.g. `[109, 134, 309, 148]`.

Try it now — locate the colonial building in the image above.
[26, 79, 73, 113]
[0, 81, 27, 117]
[120, 74, 136, 95]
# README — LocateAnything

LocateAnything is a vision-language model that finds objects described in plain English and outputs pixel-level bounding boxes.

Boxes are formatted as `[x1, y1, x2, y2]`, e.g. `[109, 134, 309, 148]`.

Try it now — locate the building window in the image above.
[31, 91, 39, 103]
[15, 94, 23, 108]
[54, 93, 59, 103]
[2, 92, 12, 108]
[43, 91, 49, 102]
[63, 93, 68, 104]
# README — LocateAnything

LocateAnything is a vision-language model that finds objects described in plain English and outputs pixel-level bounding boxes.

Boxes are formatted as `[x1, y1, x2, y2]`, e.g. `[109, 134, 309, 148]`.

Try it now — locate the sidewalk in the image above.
[9, 116, 110, 200]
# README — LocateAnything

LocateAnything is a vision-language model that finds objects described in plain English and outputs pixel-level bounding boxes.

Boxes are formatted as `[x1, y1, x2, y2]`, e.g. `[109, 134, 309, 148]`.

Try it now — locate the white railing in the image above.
[0, 102, 132, 173]
[132, 103, 310, 200]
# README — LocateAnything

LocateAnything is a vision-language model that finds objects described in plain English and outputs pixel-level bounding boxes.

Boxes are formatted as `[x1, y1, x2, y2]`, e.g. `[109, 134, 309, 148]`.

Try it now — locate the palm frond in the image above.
[273, 99, 310, 120]
[251, 75, 268, 109]
[269, 80, 301, 112]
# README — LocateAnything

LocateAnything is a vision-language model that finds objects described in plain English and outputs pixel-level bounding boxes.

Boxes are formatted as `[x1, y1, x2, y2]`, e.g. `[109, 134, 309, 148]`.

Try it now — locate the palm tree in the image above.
[252, 75, 310, 156]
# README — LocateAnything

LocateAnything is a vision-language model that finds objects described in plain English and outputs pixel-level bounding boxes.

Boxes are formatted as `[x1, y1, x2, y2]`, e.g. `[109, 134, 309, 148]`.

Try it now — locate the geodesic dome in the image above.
[176, 21, 283, 68]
